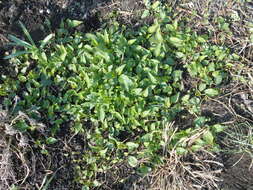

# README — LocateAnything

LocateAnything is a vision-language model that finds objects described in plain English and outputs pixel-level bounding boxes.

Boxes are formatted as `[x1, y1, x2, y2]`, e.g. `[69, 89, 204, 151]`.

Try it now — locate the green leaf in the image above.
[169, 37, 183, 46]
[115, 64, 126, 75]
[58, 45, 67, 61]
[203, 130, 214, 145]
[18, 75, 27, 82]
[142, 88, 149, 97]
[171, 92, 180, 103]
[4, 51, 31, 59]
[46, 137, 58, 144]
[211, 124, 226, 133]
[40, 33, 54, 49]
[128, 156, 138, 167]
[119, 74, 133, 92]
[197, 36, 206, 43]
[8, 34, 33, 49]
[191, 145, 202, 152]
[212, 71, 223, 85]
[176, 147, 188, 155]
[204, 88, 219, 97]
[67, 19, 83, 28]
[155, 28, 163, 42]
[141, 10, 150, 19]
[82, 186, 90, 190]
[15, 120, 29, 132]
[128, 39, 137, 45]
[172, 70, 183, 82]
[137, 165, 152, 175]
[164, 97, 171, 108]
[154, 43, 161, 57]
[182, 94, 190, 102]
[148, 22, 159, 33]
[126, 142, 139, 151]
[151, 1, 160, 9]
[86, 33, 98, 46]
[148, 72, 157, 84]
[198, 83, 206, 91]
[112, 112, 124, 123]
[98, 107, 105, 122]
[19, 21, 36, 46]
[194, 117, 208, 128]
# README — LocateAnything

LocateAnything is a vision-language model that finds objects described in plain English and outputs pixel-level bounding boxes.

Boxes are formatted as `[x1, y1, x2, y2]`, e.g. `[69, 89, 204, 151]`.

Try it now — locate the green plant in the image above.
[222, 121, 253, 157]
[1, 1, 235, 188]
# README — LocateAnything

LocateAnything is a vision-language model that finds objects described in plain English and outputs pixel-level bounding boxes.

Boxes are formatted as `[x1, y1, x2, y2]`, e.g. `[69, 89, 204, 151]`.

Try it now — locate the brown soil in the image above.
[221, 153, 253, 190]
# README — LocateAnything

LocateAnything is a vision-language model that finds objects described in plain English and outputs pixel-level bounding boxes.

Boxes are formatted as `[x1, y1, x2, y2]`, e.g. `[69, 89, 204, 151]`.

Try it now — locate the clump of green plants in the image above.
[1, 1, 235, 188]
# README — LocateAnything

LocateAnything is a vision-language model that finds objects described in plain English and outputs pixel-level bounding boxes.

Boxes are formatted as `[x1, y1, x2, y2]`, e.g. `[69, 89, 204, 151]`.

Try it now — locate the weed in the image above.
[1, 1, 236, 188]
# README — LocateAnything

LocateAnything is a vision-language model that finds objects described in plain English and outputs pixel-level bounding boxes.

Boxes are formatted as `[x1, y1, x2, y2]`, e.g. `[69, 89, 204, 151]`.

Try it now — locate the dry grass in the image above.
[0, 107, 46, 189]
[145, 126, 223, 190]
[147, 150, 223, 190]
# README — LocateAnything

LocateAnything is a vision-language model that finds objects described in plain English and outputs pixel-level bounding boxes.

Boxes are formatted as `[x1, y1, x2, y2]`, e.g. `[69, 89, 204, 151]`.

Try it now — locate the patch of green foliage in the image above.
[0, 1, 235, 188]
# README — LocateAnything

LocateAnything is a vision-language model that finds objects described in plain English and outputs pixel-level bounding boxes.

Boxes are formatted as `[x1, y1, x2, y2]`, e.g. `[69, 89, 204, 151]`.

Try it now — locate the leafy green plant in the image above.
[1, 1, 235, 188]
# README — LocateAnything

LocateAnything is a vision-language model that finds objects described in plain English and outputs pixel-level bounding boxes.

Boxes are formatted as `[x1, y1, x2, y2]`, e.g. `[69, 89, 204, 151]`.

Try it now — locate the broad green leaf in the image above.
[113, 112, 124, 123]
[171, 92, 180, 103]
[103, 30, 109, 44]
[198, 83, 206, 91]
[86, 33, 98, 46]
[164, 97, 171, 108]
[204, 88, 219, 97]
[128, 156, 138, 167]
[119, 74, 133, 91]
[176, 147, 188, 155]
[116, 64, 126, 75]
[155, 28, 163, 42]
[197, 36, 206, 43]
[203, 130, 214, 145]
[182, 94, 190, 102]
[212, 71, 223, 85]
[40, 33, 54, 49]
[194, 117, 208, 128]
[172, 70, 183, 82]
[46, 137, 58, 144]
[151, 1, 160, 9]
[141, 133, 153, 142]
[211, 124, 226, 133]
[141, 10, 150, 19]
[154, 43, 161, 57]
[128, 39, 137, 45]
[148, 22, 159, 33]
[99, 148, 108, 157]
[133, 88, 142, 95]
[98, 107, 105, 121]
[169, 37, 183, 46]
[142, 88, 149, 97]
[67, 19, 83, 28]
[137, 165, 152, 175]
[191, 145, 202, 152]
[148, 72, 157, 84]
[126, 142, 139, 151]
[18, 75, 27, 82]
[58, 45, 67, 61]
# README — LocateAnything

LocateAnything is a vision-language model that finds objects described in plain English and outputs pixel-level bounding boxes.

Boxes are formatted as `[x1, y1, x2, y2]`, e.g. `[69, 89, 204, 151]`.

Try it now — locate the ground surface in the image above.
[0, 0, 253, 190]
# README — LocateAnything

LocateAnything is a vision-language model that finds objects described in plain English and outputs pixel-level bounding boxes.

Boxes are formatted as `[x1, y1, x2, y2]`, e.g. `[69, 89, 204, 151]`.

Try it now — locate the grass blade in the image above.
[19, 21, 36, 47]
[4, 51, 31, 59]
[8, 34, 33, 49]
[40, 33, 54, 49]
